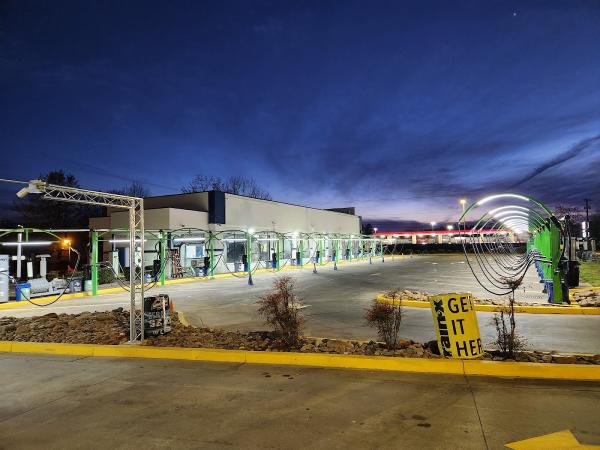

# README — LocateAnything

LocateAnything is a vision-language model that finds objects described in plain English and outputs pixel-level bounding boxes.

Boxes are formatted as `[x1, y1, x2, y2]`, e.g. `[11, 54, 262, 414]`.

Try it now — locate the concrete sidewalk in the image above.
[0, 353, 598, 449]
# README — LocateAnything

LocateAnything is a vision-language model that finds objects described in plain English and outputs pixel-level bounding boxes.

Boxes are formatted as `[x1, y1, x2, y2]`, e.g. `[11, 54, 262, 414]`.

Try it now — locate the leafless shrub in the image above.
[490, 279, 527, 359]
[365, 291, 403, 350]
[256, 276, 304, 347]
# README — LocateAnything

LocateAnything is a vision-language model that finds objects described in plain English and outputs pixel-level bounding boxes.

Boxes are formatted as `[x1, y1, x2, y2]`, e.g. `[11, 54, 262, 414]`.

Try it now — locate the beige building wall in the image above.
[223, 194, 359, 234]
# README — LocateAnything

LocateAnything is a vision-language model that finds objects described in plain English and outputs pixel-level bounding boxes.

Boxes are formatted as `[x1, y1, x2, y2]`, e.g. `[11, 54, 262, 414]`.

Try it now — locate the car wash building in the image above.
[89, 191, 362, 278]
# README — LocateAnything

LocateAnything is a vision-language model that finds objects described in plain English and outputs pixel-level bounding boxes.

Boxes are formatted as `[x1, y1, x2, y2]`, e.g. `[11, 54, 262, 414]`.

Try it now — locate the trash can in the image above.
[567, 261, 580, 288]
[15, 282, 31, 301]
[143, 294, 172, 336]
[84, 279, 93, 292]
[68, 277, 83, 293]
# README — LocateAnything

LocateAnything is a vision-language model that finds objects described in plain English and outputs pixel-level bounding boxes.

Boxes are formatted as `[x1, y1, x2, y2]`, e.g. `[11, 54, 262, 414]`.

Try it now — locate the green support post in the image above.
[159, 232, 166, 286]
[549, 222, 563, 303]
[91, 230, 98, 295]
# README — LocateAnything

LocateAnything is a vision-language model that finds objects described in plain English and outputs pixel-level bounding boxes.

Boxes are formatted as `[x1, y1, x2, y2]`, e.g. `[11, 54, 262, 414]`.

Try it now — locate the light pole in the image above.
[447, 225, 453, 230]
[430, 221, 436, 231]
[370, 228, 377, 265]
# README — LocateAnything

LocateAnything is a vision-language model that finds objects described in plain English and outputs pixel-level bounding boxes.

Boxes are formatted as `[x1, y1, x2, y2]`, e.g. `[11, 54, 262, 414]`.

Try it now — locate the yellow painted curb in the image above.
[0, 341, 598, 381]
[376, 294, 600, 315]
[462, 359, 600, 381]
[177, 311, 191, 327]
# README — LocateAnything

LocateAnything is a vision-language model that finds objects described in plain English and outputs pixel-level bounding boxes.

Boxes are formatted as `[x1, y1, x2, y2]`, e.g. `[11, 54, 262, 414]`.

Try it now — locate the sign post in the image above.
[429, 293, 483, 359]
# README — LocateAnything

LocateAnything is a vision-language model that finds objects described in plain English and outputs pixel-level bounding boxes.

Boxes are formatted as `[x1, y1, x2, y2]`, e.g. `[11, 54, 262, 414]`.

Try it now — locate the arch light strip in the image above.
[493, 210, 529, 219]
[477, 194, 529, 206]
[487, 205, 530, 215]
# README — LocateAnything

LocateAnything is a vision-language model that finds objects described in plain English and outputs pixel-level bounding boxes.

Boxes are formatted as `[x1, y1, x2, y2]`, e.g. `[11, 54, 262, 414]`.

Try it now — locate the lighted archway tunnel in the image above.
[458, 193, 575, 304]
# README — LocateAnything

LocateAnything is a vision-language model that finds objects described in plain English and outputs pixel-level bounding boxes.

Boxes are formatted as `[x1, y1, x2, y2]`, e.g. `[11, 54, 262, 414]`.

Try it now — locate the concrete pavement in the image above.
[2, 256, 599, 353]
[0, 352, 598, 449]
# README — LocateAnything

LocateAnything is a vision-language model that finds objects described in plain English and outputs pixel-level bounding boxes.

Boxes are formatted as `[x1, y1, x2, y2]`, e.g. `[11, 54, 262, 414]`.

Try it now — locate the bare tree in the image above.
[181, 175, 224, 193]
[554, 204, 584, 223]
[13, 170, 101, 228]
[489, 279, 527, 359]
[181, 174, 271, 200]
[364, 291, 403, 350]
[111, 182, 151, 198]
[256, 276, 304, 347]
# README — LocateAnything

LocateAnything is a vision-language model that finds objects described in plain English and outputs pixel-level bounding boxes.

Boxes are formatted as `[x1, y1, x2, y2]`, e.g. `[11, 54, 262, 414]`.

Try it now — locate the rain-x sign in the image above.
[429, 293, 482, 359]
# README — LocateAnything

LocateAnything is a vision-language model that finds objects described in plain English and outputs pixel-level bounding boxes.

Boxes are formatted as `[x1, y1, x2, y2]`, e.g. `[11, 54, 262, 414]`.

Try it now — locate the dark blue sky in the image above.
[1, 0, 599, 223]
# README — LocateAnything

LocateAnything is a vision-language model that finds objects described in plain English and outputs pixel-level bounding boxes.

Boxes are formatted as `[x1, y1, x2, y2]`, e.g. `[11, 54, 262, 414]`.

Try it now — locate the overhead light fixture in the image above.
[173, 237, 205, 242]
[108, 239, 147, 243]
[15, 180, 43, 199]
[2, 241, 54, 246]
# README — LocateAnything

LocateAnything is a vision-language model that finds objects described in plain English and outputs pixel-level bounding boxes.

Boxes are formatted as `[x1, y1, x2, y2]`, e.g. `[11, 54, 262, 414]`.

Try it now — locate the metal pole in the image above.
[91, 230, 98, 295]
[584, 198, 591, 243]
[247, 232, 253, 285]
[128, 205, 136, 342]
[139, 199, 145, 340]
[159, 231, 166, 286]
[209, 231, 215, 277]
[16, 232, 22, 279]
[319, 237, 324, 266]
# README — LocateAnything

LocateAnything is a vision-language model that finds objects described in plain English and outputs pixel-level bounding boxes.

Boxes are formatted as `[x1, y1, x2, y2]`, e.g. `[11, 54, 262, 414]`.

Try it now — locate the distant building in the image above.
[374, 229, 518, 244]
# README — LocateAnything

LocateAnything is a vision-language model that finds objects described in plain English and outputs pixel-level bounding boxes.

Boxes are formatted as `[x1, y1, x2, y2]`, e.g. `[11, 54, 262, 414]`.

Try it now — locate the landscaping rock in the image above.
[552, 355, 578, 364]
[1, 311, 598, 365]
[325, 339, 354, 353]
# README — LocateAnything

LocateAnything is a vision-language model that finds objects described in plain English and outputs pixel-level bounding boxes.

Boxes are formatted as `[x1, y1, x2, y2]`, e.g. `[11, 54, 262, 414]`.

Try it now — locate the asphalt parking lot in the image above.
[2, 255, 599, 353]
[0, 353, 598, 450]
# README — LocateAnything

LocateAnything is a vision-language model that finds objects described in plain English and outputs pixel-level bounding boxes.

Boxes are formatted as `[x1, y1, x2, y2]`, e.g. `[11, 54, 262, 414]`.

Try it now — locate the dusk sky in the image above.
[1, 1, 599, 224]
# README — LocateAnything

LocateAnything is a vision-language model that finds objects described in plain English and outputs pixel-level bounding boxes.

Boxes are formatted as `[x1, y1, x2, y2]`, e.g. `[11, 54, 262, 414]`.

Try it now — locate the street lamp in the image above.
[430, 221, 436, 231]
[373, 227, 378, 234]
[460, 199, 466, 213]
[447, 225, 454, 230]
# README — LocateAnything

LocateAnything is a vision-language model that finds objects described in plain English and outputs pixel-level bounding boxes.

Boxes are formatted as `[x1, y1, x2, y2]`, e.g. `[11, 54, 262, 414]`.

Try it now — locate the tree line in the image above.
[10, 170, 271, 229]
